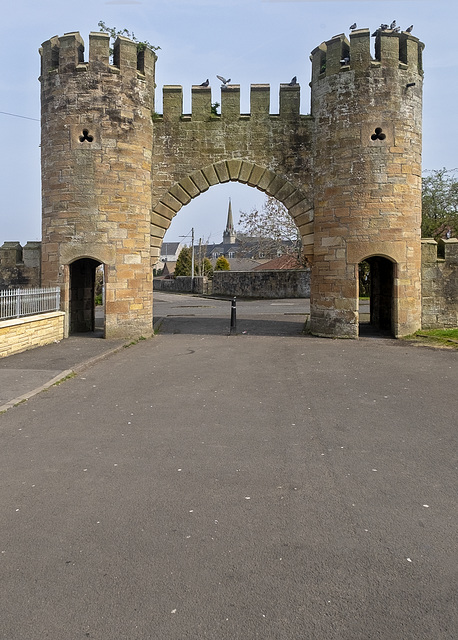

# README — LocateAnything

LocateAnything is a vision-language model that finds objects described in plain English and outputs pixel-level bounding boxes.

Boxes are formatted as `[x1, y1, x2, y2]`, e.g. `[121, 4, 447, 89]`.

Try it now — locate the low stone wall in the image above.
[0, 311, 65, 358]
[212, 269, 311, 298]
[153, 276, 209, 294]
[421, 238, 458, 329]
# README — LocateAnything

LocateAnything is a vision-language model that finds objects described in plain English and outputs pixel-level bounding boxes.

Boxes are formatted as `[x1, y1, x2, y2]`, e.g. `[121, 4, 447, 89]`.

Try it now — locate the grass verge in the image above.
[404, 328, 458, 349]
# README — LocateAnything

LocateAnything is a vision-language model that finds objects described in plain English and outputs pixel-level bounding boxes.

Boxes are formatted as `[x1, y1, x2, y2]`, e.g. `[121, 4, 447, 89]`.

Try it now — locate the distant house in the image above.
[160, 242, 183, 263]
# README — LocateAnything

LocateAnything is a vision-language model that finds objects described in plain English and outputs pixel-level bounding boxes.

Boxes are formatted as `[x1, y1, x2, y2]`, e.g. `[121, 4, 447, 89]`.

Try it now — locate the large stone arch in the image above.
[150, 160, 314, 264]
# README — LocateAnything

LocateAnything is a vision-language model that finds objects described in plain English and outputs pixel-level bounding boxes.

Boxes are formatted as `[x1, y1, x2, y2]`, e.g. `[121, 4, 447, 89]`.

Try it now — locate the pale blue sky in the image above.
[0, 0, 455, 246]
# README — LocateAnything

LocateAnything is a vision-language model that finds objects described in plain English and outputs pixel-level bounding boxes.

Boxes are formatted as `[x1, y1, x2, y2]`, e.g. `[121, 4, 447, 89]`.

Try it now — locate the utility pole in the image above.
[191, 227, 195, 292]
[179, 228, 195, 291]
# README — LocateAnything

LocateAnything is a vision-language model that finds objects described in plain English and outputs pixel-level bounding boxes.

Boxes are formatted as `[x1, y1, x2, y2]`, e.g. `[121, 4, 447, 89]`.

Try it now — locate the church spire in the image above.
[223, 198, 236, 245]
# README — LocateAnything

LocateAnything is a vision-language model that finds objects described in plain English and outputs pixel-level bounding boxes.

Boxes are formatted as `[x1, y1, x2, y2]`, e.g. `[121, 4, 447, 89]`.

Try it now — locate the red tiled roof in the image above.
[252, 255, 304, 271]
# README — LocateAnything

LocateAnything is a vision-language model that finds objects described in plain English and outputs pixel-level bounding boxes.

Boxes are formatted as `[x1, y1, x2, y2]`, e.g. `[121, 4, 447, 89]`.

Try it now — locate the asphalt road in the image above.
[153, 292, 312, 336]
[0, 299, 456, 639]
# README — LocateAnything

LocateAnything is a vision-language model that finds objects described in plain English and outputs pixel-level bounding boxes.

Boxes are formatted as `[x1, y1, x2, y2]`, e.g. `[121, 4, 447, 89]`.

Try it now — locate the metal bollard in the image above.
[230, 296, 237, 333]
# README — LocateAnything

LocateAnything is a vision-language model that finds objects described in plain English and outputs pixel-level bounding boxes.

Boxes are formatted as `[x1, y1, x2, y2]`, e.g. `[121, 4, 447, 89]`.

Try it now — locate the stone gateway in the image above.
[39, 28, 424, 338]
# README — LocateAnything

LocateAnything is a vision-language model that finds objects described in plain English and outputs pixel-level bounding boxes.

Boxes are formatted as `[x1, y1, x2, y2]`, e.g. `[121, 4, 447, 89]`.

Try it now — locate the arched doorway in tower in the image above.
[69, 258, 104, 335]
[359, 256, 394, 336]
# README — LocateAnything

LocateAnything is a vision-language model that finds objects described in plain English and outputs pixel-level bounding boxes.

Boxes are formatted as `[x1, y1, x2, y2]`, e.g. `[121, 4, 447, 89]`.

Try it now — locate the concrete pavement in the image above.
[0, 332, 128, 413]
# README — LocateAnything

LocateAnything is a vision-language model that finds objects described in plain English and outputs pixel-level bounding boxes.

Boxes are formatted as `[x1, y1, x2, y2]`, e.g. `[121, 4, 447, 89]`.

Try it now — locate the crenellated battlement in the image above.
[161, 83, 301, 121]
[40, 31, 156, 87]
[310, 28, 424, 82]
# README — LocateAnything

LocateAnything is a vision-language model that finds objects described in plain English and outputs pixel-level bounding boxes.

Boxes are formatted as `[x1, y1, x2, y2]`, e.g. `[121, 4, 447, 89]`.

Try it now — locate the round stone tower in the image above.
[309, 28, 424, 337]
[40, 32, 156, 338]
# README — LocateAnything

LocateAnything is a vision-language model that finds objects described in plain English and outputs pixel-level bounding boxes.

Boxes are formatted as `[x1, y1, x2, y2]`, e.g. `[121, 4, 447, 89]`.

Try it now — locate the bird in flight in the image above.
[217, 75, 231, 87]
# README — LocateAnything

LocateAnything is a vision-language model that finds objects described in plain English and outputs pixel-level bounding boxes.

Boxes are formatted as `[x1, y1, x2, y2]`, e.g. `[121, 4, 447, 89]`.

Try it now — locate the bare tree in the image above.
[238, 196, 302, 259]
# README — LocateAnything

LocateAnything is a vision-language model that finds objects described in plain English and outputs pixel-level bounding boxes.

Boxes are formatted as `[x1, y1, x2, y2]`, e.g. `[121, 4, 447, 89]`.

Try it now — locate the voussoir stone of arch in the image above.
[178, 176, 201, 199]
[153, 202, 176, 220]
[247, 165, 266, 187]
[189, 170, 210, 194]
[213, 161, 231, 184]
[273, 182, 297, 205]
[201, 165, 219, 186]
[226, 159, 243, 181]
[257, 169, 276, 192]
[265, 175, 288, 198]
[169, 183, 192, 206]
[238, 161, 256, 184]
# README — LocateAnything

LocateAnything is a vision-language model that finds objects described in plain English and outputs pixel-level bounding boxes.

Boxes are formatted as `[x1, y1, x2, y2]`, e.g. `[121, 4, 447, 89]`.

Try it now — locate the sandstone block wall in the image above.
[421, 239, 458, 328]
[153, 276, 208, 295]
[0, 311, 65, 358]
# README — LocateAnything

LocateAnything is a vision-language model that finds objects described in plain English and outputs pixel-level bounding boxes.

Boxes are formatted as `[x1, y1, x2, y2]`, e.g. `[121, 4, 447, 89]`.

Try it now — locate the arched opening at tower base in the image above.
[69, 258, 104, 335]
[359, 256, 394, 336]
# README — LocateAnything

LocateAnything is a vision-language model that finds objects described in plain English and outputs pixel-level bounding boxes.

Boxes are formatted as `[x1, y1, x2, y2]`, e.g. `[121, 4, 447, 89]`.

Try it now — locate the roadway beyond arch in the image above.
[150, 160, 314, 264]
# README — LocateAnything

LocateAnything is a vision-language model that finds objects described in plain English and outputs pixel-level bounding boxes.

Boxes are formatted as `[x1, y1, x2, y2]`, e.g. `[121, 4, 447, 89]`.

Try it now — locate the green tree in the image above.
[174, 247, 193, 276]
[197, 257, 213, 277]
[358, 260, 371, 297]
[214, 256, 230, 271]
[422, 168, 458, 238]
[238, 195, 303, 259]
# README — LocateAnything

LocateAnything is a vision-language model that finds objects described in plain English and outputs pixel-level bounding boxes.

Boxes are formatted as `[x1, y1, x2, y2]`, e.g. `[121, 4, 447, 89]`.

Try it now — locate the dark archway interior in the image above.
[360, 256, 394, 335]
[70, 258, 101, 334]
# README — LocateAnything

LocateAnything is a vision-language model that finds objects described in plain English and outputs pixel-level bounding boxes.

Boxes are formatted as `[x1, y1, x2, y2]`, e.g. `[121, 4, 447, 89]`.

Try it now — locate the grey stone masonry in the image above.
[421, 239, 458, 329]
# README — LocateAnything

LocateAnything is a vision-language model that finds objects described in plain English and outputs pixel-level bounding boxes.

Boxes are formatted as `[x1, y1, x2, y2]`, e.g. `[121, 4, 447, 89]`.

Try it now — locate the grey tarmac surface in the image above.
[0, 295, 456, 639]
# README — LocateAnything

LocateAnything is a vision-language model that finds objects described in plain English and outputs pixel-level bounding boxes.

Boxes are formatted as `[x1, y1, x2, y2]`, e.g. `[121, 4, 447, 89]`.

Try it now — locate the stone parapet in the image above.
[310, 29, 423, 82]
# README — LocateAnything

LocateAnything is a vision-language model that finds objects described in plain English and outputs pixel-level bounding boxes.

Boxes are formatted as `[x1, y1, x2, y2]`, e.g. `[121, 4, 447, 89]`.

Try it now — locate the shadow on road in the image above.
[155, 314, 309, 337]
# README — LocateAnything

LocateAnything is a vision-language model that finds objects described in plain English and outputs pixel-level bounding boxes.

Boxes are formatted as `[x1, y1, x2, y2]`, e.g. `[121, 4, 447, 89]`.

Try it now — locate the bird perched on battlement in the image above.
[200, 79, 209, 87]
[349, 23, 357, 31]
[390, 20, 396, 30]
[380, 23, 389, 31]
[406, 25, 414, 33]
[288, 76, 298, 86]
[340, 57, 350, 65]
[393, 26, 400, 33]
[217, 75, 231, 87]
